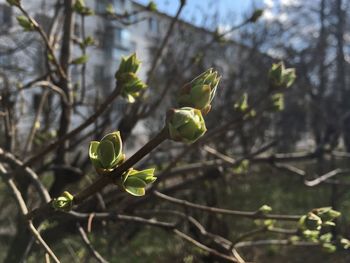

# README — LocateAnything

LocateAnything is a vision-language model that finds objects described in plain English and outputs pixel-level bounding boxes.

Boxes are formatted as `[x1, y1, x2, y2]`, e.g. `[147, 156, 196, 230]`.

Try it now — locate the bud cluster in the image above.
[115, 54, 147, 103]
[298, 207, 341, 248]
[177, 68, 220, 115]
[268, 62, 296, 89]
[166, 69, 221, 143]
[73, 0, 94, 16]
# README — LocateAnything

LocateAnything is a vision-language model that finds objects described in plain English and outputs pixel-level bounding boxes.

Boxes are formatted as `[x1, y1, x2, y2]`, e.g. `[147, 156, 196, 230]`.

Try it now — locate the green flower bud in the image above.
[269, 62, 296, 89]
[120, 73, 147, 103]
[302, 230, 319, 242]
[119, 168, 156, 196]
[249, 9, 264, 23]
[234, 92, 249, 112]
[6, 0, 20, 6]
[166, 107, 207, 143]
[177, 68, 221, 114]
[115, 54, 147, 103]
[147, 1, 157, 12]
[73, 0, 94, 16]
[299, 212, 322, 231]
[17, 16, 35, 31]
[322, 243, 337, 253]
[89, 131, 124, 172]
[115, 53, 141, 77]
[340, 238, 350, 249]
[83, 36, 95, 47]
[271, 93, 284, 111]
[258, 205, 272, 214]
[313, 207, 341, 224]
[320, 233, 332, 243]
[106, 4, 115, 15]
[71, 55, 89, 65]
[52, 191, 74, 212]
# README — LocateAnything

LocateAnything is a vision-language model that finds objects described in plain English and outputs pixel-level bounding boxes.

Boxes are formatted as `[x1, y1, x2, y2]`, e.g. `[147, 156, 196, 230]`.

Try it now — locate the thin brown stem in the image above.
[17, 5, 66, 80]
[24, 86, 122, 166]
[154, 191, 301, 221]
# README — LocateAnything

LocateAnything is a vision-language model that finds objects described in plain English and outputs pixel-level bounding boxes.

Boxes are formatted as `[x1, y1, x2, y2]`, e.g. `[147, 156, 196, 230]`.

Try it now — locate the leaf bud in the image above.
[89, 131, 124, 172]
[166, 107, 207, 143]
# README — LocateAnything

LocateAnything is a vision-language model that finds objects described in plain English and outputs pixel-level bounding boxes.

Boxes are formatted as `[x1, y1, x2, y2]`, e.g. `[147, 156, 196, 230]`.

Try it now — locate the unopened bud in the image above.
[52, 191, 74, 212]
[166, 107, 207, 143]
[258, 205, 272, 214]
[115, 54, 146, 103]
[249, 9, 264, 23]
[271, 93, 284, 111]
[147, 1, 157, 12]
[73, 0, 94, 16]
[313, 207, 341, 224]
[269, 62, 296, 89]
[299, 212, 322, 231]
[177, 69, 221, 114]
[17, 16, 34, 31]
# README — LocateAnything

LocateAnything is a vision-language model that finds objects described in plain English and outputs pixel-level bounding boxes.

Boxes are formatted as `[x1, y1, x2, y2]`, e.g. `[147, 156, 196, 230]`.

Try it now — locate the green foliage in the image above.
[269, 62, 296, 89]
[89, 131, 125, 172]
[234, 92, 249, 112]
[73, 0, 94, 16]
[166, 107, 207, 143]
[115, 54, 147, 103]
[120, 168, 156, 196]
[52, 191, 74, 211]
[299, 212, 322, 231]
[258, 204, 272, 214]
[271, 93, 284, 111]
[340, 238, 350, 249]
[177, 68, 221, 114]
[233, 159, 250, 173]
[70, 55, 89, 65]
[312, 207, 341, 224]
[16, 16, 34, 31]
[80, 36, 95, 49]
[106, 3, 115, 15]
[249, 9, 264, 23]
[147, 1, 157, 12]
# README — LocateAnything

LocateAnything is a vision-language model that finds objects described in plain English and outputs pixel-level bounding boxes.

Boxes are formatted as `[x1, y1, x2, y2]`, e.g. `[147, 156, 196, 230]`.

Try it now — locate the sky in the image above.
[135, 0, 264, 28]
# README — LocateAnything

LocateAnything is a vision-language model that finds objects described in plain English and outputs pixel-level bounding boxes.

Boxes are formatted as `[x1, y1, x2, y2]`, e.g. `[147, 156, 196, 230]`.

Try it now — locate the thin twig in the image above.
[173, 229, 237, 262]
[77, 223, 108, 263]
[17, 5, 66, 80]
[24, 85, 122, 166]
[0, 164, 60, 262]
[154, 191, 301, 221]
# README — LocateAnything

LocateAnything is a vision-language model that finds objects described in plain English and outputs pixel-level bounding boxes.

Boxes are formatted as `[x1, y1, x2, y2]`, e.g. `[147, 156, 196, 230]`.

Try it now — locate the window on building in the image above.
[74, 22, 80, 37]
[94, 65, 105, 84]
[0, 4, 12, 29]
[0, 55, 10, 67]
[148, 17, 159, 34]
[114, 27, 130, 48]
[95, 0, 107, 13]
[130, 41, 137, 52]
